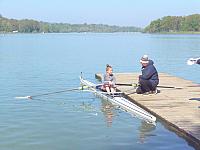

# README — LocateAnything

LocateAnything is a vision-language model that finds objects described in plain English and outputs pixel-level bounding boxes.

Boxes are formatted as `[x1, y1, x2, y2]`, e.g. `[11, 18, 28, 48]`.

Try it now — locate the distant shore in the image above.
[1, 31, 200, 35]
[144, 31, 200, 35]
[144, 14, 200, 34]
[0, 31, 142, 34]
[0, 15, 142, 33]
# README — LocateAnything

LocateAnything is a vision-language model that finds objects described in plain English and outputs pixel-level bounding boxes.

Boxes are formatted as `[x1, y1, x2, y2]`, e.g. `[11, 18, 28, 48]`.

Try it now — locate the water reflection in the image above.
[100, 100, 117, 127]
[100, 99, 156, 143]
[138, 121, 156, 143]
[74, 96, 99, 115]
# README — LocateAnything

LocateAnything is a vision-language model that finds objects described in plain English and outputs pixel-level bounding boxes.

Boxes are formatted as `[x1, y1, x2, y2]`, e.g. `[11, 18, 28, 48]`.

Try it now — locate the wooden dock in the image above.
[95, 72, 200, 149]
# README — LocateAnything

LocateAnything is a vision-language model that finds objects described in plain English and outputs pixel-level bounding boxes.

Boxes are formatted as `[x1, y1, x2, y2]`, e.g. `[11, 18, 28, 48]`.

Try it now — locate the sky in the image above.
[0, 0, 200, 27]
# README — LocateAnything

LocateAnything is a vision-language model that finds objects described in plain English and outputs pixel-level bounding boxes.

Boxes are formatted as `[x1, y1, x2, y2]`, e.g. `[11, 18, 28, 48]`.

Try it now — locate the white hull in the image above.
[80, 77, 156, 123]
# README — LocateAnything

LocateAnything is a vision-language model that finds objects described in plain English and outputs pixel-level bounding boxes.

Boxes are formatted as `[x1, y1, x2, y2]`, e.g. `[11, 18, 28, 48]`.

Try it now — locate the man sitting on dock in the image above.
[136, 55, 159, 94]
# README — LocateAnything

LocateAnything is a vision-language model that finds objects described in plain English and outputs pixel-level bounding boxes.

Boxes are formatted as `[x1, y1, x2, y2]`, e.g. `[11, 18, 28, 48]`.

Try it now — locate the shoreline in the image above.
[1, 31, 200, 35]
[143, 31, 200, 35]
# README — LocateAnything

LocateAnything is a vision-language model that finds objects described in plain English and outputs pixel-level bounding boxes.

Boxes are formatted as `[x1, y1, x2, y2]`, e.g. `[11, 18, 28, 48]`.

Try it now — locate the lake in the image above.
[0, 33, 199, 150]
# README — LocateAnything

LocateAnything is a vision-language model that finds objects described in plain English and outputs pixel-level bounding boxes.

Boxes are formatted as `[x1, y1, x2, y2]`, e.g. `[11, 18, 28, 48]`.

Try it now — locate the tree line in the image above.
[0, 15, 141, 33]
[144, 14, 200, 33]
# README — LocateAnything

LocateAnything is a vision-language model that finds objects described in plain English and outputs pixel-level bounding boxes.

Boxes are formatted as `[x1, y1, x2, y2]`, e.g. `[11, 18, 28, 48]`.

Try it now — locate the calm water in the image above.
[0, 33, 200, 150]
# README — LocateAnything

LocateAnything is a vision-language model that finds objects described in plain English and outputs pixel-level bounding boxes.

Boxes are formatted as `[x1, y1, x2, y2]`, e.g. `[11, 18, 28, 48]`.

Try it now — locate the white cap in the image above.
[140, 55, 149, 64]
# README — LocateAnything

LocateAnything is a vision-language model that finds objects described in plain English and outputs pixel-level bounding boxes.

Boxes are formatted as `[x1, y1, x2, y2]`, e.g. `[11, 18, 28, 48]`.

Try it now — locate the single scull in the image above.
[80, 76, 156, 123]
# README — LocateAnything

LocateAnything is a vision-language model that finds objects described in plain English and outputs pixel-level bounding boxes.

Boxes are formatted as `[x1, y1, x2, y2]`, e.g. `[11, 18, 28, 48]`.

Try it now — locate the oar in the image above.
[157, 85, 182, 89]
[116, 83, 182, 89]
[116, 83, 137, 86]
[15, 87, 82, 100]
[187, 85, 200, 87]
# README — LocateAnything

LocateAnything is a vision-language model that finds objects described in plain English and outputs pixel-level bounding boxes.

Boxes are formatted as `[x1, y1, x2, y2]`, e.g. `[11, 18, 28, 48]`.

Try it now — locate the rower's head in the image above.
[140, 55, 149, 67]
[106, 64, 113, 75]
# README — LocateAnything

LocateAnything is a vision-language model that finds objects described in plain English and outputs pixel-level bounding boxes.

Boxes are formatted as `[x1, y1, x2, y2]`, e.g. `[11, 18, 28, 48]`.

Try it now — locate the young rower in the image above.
[101, 64, 116, 94]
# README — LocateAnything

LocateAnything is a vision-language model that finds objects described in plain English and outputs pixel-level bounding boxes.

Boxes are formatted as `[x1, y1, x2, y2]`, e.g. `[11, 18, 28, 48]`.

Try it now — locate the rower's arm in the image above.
[112, 76, 116, 85]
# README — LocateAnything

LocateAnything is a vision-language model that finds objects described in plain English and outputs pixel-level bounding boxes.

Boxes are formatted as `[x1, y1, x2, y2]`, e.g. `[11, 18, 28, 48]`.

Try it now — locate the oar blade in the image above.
[15, 96, 32, 99]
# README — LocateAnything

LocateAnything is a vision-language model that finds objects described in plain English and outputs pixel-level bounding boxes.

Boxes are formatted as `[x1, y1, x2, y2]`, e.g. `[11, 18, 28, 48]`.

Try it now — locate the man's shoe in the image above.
[143, 92, 150, 95]
[150, 89, 158, 94]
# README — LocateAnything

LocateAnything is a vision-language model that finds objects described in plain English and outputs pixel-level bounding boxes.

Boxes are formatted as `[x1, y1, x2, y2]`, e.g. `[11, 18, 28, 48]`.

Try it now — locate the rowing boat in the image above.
[80, 76, 156, 123]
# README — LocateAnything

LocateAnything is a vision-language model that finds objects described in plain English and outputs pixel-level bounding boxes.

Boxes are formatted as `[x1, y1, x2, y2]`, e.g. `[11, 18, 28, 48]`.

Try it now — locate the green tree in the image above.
[145, 14, 200, 33]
